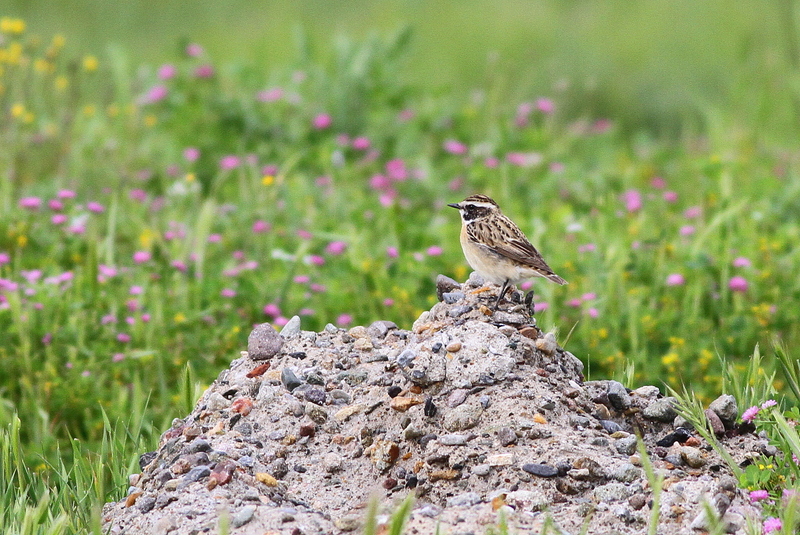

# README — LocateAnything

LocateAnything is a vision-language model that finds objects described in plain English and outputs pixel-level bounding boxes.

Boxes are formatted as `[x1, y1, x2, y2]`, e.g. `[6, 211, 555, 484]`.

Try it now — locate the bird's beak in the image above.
[447, 203, 460, 209]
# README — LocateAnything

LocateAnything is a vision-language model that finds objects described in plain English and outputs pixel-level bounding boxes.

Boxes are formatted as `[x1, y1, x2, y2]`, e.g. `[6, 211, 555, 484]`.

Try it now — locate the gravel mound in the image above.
[103, 274, 765, 534]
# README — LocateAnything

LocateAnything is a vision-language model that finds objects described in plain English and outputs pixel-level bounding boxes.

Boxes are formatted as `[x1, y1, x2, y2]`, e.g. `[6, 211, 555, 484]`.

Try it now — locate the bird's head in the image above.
[448, 194, 500, 222]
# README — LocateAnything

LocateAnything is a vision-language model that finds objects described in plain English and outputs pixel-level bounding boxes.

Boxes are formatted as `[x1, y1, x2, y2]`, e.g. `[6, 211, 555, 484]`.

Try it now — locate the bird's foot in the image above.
[524, 291, 536, 316]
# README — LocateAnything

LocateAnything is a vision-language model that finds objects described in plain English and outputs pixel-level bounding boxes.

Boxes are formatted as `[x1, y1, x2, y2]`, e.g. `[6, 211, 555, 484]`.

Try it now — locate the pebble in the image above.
[497, 427, 517, 446]
[396, 349, 416, 368]
[256, 472, 279, 486]
[522, 463, 559, 478]
[390, 396, 423, 412]
[281, 368, 303, 391]
[334, 404, 364, 422]
[445, 341, 462, 352]
[442, 291, 465, 304]
[607, 381, 632, 411]
[436, 274, 462, 300]
[304, 387, 326, 405]
[183, 465, 211, 483]
[632, 385, 661, 399]
[334, 515, 362, 532]
[324, 323, 338, 334]
[487, 453, 514, 466]
[612, 462, 642, 483]
[680, 446, 706, 468]
[353, 338, 373, 351]
[205, 392, 231, 411]
[247, 323, 285, 360]
[594, 482, 634, 503]
[136, 495, 156, 513]
[641, 397, 678, 422]
[443, 402, 483, 431]
[231, 505, 257, 528]
[600, 420, 623, 434]
[448, 305, 473, 318]
[472, 464, 491, 476]
[447, 389, 468, 408]
[280, 316, 301, 338]
[439, 433, 470, 446]
[708, 394, 738, 424]
[615, 435, 639, 456]
[446, 492, 482, 507]
[367, 320, 397, 338]
[704, 408, 726, 436]
[347, 325, 369, 339]
[507, 489, 550, 512]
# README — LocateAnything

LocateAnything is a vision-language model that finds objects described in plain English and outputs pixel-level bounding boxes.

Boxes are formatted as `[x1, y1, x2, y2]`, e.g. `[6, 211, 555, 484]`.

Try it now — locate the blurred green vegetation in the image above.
[8, 0, 800, 138]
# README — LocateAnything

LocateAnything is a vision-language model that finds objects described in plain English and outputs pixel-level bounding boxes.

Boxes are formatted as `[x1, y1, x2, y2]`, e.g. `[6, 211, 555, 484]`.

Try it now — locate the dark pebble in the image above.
[184, 465, 211, 483]
[424, 397, 437, 417]
[431, 342, 442, 353]
[139, 451, 157, 471]
[383, 477, 397, 489]
[607, 381, 632, 411]
[187, 439, 211, 453]
[442, 291, 465, 304]
[656, 427, 692, 447]
[600, 420, 622, 434]
[522, 463, 559, 478]
[448, 305, 472, 318]
[247, 323, 285, 361]
[436, 274, 462, 301]
[397, 350, 416, 368]
[299, 423, 316, 437]
[281, 368, 303, 392]
[418, 434, 438, 448]
[304, 387, 327, 406]
[406, 474, 418, 488]
[293, 464, 307, 473]
[497, 427, 517, 446]
[704, 409, 726, 436]
[387, 385, 402, 398]
[289, 351, 307, 360]
[476, 375, 495, 386]
[137, 495, 156, 513]
[479, 395, 491, 409]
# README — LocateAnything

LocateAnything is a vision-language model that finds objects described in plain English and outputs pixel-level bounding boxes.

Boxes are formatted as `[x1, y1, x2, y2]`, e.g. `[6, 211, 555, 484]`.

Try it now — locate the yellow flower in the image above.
[661, 352, 680, 367]
[185, 172, 196, 182]
[454, 265, 467, 281]
[262, 174, 274, 186]
[83, 55, 98, 71]
[668, 336, 685, 348]
[139, 228, 157, 248]
[54, 76, 68, 90]
[34, 58, 51, 73]
[16, 235, 28, 247]
[0, 17, 25, 35]
[52, 34, 65, 48]
[83, 104, 96, 116]
[10, 103, 25, 118]
[106, 103, 119, 117]
[174, 313, 186, 323]
[23, 111, 33, 124]
[144, 114, 157, 127]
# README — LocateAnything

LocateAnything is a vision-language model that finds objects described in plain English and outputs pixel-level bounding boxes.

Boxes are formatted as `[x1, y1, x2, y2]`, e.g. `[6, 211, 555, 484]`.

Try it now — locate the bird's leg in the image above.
[493, 280, 510, 311]
[524, 290, 535, 315]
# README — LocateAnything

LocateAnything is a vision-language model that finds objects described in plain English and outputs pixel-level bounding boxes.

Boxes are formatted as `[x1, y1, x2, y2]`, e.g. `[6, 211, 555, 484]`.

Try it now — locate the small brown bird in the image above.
[448, 194, 567, 310]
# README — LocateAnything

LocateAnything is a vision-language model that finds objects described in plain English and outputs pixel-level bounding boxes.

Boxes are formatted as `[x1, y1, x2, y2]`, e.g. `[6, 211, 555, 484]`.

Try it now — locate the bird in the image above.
[448, 194, 567, 311]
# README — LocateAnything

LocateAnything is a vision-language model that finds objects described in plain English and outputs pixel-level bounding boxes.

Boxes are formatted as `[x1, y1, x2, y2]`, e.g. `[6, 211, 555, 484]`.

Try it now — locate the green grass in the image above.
[2, 6, 800, 533]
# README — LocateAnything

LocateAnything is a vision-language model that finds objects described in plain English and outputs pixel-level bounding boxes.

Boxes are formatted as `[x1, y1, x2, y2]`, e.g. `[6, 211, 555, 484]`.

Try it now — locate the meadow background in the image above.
[2, 0, 800, 532]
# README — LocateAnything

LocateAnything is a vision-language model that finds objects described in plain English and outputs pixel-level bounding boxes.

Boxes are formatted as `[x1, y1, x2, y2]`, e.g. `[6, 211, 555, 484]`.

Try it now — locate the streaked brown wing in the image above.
[467, 218, 558, 276]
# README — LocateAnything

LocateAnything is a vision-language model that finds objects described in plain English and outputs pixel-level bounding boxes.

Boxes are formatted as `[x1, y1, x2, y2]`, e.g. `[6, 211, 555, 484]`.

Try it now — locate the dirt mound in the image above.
[103, 275, 764, 534]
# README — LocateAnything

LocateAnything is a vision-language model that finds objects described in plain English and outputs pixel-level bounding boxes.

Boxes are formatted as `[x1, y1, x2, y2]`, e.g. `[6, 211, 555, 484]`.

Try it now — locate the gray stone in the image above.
[600, 420, 622, 434]
[436, 274, 462, 301]
[472, 464, 491, 476]
[248, 323, 285, 360]
[281, 368, 303, 391]
[304, 387, 326, 405]
[607, 381, 631, 411]
[279, 315, 301, 338]
[446, 492, 482, 507]
[708, 394, 738, 424]
[183, 465, 211, 483]
[231, 505, 257, 528]
[680, 446, 706, 468]
[521, 463, 558, 478]
[367, 320, 397, 338]
[448, 305, 473, 318]
[447, 389, 468, 408]
[136, 495, 156, 513]
[497, 427, 517, 446]
[612, 463, 642, 483]
[205, 392, 231, 411]
[443, 402, 483, 431]
[615, 435, 639, 456]
[641, 397, 678, 422]
[594, 482, 634, 503]
[153, 516, 178, 535]
[442, 291, 466, 304]
[439, 433, 470, 446]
